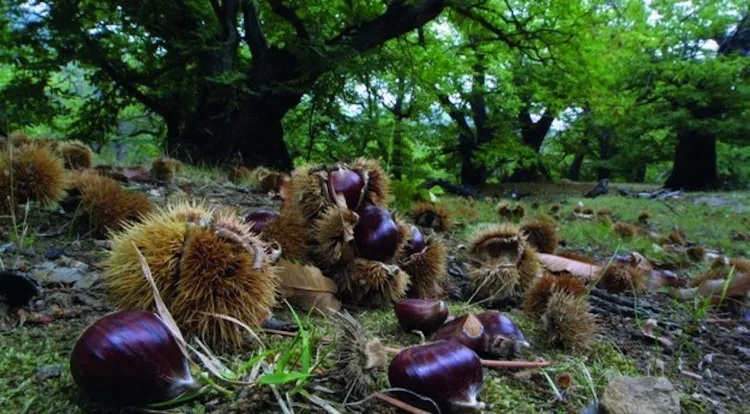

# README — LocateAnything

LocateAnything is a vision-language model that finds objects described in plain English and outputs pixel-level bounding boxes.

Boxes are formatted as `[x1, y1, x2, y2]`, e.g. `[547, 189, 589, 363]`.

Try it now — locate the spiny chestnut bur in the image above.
[596, 259, 647, 294]
[335, 258, 409, 307]
[668, 228, 687, 246]
[258, 170, 287, 194]
[520, 220, 558, 254]
[523, 273, 587, 317]
[228, 166, 252, 183]
[59, 140, 93, 169]
[467, 225, 542, 298]
[104, 202, 278, 348]
[310, 205, 359, 267]
[64, 172, 154, 235]
[0, 145, 67, 213]
[541, 290, 598, 349]
[261, 206, 308, 262]
[497, 201, 525, 222]
[686, 245, 706, 262]
[292, 158, 389, 219]
[411, 201, 453, 232]
[398, 225, 447, 299]
[329, 311, 388, 398]
[637, 210, 651, 224]
[151, 157, 179, 183]
[612, 222, 637, 238]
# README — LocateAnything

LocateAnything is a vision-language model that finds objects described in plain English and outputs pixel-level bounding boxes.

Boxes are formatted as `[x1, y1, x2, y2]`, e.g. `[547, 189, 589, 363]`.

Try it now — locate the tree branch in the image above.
[267, 0, 310, 40]
[436, 93, 473, 135]
[242, 0, 268, 58]
[328, 0, 448, 55]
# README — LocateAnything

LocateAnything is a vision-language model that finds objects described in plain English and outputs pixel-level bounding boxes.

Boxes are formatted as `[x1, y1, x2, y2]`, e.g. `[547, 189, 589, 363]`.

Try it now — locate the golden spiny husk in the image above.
[335, 258, 410, 307]
[523, 273, 587, 316]
[151, 158, 176, 182]
[399, 237, 447, 299]
[542, 291, 598, 349]
[104, 202, 278, 348]
[262, 206, 308, 261]
[67, 172, 154, 234]
[59, 140, 93, 169]
[310, 205, 358, 267]
[520, 220, 558, 254]
[597, 260, 647, 294]
[0, 145, 67, 213]
[411, 202, 453, 232]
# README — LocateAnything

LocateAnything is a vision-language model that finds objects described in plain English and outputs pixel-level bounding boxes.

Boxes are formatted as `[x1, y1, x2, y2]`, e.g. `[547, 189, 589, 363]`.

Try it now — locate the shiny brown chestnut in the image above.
[405, 224, 427, 256]
[245, 209, 279, 233]
[353, 205, 400, 262]
[327, 166, 364, 210]
[388, 340, 485, 412]
[435, 313, 486, 353]
[476, 311, 530, 358]
[70, 310, 199, 406]
[394, 299, 449, 334]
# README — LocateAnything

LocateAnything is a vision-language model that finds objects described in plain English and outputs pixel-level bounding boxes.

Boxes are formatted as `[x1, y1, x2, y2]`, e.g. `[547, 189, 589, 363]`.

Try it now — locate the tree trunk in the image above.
[664, 131, 718, 191]
[168, 100, 294, 171]
[567, 153, 585, 181]
[596, 130, 616, 180]
[507, 111, 554, 182]
[459, 133, 487, 188]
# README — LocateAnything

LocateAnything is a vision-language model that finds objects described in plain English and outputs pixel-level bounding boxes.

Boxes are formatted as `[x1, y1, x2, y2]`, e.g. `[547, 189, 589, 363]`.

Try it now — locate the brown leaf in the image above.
[538, 253, 601, 281]
[277, 259, 341, 313]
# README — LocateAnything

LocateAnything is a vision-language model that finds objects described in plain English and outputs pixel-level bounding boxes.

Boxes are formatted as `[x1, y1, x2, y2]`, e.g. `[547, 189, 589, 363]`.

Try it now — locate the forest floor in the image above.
[1, 167, 749, 413]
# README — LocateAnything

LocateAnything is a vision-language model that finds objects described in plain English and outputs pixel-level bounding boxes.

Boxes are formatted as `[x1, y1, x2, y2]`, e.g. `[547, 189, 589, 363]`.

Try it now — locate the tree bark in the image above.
[506, 111, 554, 182]
[664, 131, 718, 191]
[596, 129, 616, 180]
[567, 152, 585, 181]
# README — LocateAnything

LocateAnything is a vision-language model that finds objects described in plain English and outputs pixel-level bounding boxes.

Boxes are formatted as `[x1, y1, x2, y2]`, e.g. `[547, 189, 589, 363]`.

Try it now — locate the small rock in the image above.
[22, 247, 36, 257]
[44, 248, 65, 260]
[73, 292, 102, 307]
[0, 243, 19, 254]
[0, 271, 42, 307]
[600, 376, 680, 414]
[94, 240, 112, 249]
[32, 263, 86, 286]
[56, 256, 89, 271]
[736, 346, 750, 360]
[35, 364, 62, 381]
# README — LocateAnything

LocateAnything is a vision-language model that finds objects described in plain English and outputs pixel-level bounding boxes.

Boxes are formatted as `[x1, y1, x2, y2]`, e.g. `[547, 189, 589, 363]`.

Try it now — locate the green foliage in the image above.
[390, 175, 444, 212]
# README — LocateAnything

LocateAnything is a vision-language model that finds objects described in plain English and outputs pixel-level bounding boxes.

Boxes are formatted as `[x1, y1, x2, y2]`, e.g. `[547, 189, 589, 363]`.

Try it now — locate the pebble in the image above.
[35, 364, 62, 381]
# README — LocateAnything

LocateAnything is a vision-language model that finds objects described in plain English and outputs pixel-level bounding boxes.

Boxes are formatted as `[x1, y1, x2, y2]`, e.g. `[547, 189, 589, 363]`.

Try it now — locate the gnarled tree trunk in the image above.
[664, 131, 718, 191]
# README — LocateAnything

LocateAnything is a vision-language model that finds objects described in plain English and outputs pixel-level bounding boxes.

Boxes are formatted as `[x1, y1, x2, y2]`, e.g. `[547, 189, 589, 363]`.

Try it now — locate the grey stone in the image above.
[0, 243, 19, 254]
[600, 376, 680, 414]
[35, 364, 62, 381]
[32, 262, 86, 286]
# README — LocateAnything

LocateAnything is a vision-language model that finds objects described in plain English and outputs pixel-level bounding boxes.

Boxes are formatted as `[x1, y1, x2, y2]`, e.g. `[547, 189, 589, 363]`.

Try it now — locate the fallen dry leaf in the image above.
[537, 253, 601, 281]
[277, 259, 341, 313]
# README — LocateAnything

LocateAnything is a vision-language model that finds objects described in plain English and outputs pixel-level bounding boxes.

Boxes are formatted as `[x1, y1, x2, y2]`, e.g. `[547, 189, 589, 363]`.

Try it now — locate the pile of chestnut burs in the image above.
[67, 158, 547, 412]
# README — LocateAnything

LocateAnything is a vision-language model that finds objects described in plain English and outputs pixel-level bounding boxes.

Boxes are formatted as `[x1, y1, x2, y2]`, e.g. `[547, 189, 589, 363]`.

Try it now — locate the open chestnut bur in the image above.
[258, 158, 446, 308]
[466, 224, 542, 300]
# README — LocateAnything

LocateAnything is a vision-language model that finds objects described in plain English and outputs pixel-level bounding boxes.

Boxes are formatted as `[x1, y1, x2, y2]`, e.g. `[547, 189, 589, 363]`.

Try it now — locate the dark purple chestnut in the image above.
[394, 299, 449, 334]
[353, 205, 400, 262]
[388, 340, 485, 412]
[70, 310, 199, 406]
[327, 166, 364, 210]
[435, 313, 486, 353]
[245, 209, 279, 233]
[476, 311, 530, 358]
[405, 225, 427, 256]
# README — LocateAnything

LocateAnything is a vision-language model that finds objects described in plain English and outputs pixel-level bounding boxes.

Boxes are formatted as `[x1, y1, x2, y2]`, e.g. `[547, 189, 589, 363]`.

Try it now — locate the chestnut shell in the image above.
[394, 298, 449, 334]
[353, 205, 400, 262]
[245, 209, 279, 233]
[435, 313, 486, 353]
[476, 311, 528, 344]
[70, 310, 196, 406]
[388, 340, 484, 412]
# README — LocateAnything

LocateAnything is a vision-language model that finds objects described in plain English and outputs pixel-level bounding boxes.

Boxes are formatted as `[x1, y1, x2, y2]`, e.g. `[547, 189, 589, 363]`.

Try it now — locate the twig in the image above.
[374, 393, 431, 414]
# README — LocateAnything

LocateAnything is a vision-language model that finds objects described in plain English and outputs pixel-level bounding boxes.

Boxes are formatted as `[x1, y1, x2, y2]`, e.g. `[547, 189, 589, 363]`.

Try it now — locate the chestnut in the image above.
[476, 311, 530, 358]
[388, 340, 485, 412]
[245, 209, 279, 233]
[353, 205, 400, 262]
[327, 166, 364, 210]
[435, 313, 485, 353]
[394, 299, 449, 334]
[405, 224, 427, 256]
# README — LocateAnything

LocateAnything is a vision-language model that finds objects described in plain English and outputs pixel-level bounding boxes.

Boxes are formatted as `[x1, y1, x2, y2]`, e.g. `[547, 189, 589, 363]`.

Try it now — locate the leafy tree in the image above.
[2, 0, 448, 169]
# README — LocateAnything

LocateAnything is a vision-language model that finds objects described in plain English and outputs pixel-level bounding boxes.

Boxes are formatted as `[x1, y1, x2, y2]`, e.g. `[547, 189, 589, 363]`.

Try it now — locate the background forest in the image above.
[1, 0, 749, 191]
